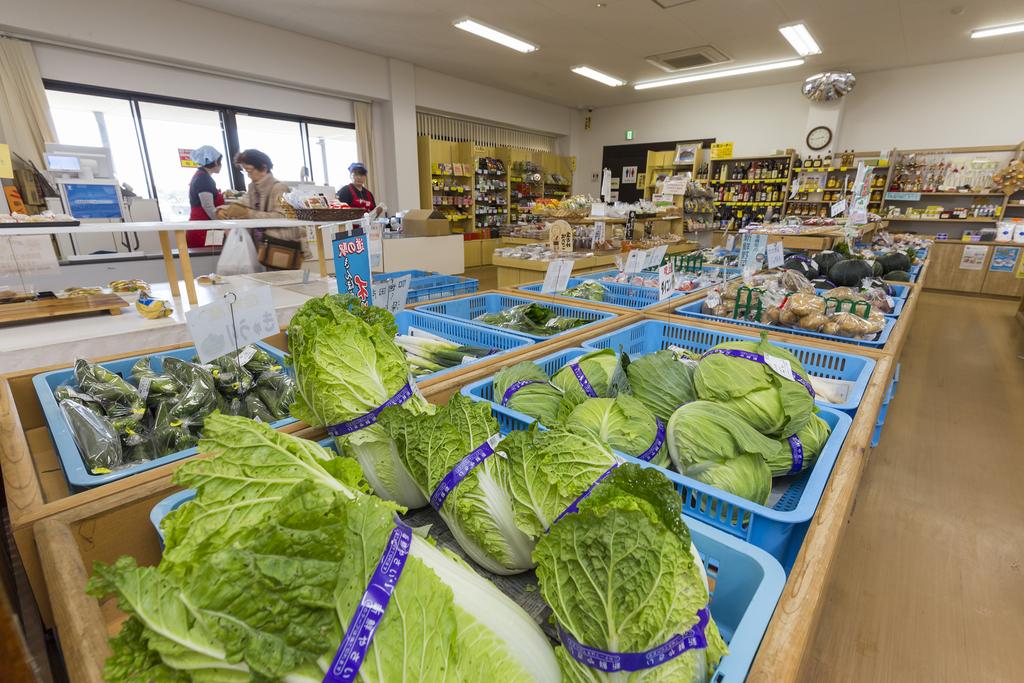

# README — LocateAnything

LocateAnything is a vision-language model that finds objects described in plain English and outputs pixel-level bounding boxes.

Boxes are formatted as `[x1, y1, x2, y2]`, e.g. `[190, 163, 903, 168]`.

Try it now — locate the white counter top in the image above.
[0, 218, 322, 236]
[0, 273, 332, 374]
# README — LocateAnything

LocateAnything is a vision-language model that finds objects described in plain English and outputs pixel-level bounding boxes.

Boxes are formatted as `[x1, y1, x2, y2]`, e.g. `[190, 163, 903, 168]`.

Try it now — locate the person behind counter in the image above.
[336, 162, 376, 211]
[185, 145, 225, 248]
[217, 148, 306, 250]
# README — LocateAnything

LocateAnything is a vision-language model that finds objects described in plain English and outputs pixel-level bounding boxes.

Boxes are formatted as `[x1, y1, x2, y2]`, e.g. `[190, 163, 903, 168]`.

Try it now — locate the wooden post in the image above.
[174, 230, 199, 305]
[157, 231, 181, 298]
[316, 225, 328, 278]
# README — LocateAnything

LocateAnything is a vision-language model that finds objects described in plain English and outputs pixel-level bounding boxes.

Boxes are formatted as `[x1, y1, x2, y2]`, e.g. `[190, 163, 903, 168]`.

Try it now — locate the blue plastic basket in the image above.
[462, 346, 854, 569]
[674, 298, 897, 349]
[580, 320, 876, 415]
[871, 363, 901, 448]
[518, 278, 684, 310]
[32, 342, 294, 492]
[374, 271, 479, 303]
[375, 269, 435, 280]
[395, 310, 533, 382]
[417, 293, 618, 342]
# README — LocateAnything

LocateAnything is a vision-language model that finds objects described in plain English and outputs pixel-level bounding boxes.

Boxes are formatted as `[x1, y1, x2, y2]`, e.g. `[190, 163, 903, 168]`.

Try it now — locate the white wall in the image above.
[575, 51, 1024, 196]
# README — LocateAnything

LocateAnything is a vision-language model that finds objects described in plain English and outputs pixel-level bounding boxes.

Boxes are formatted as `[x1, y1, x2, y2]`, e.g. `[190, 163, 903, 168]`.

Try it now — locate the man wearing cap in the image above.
[336, 162, 376, 211]
[186, 145, 225, 248]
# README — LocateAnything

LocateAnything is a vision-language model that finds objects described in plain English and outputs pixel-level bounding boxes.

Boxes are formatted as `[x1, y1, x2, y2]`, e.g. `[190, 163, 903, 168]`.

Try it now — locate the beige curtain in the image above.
[353, 100, 381, 203]
[0, 39, 56, 168]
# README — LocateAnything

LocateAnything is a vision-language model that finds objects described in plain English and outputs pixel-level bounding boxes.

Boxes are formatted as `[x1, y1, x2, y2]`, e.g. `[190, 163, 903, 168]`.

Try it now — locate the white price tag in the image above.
[658, 262, 675, 301]
[725, 235, 736, 251]
[764, 353, 795, 381]
[237, 345, 258, 366]
[830, 199, 847, 218]
[623, 249, 648, 274]
[137, 377, 152, 402]
[766, 241, 785, 269]
[542, 259, 574, 293]
[485, 432, 504, 449]
[593, 220, 606, 246]
[204, 230, 225, 247]
[185, 286, 278, 363]
[371, 274, 411, 314]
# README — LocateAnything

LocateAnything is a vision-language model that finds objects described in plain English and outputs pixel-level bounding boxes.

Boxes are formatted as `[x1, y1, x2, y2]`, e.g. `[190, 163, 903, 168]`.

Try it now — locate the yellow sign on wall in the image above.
[0, 144, 14, 179]
[710, 142, 734, 160]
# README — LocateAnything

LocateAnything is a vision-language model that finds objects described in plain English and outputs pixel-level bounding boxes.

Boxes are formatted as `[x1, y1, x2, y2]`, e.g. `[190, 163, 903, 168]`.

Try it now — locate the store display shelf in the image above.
[709, 178, 788, 184]
[884, 216, 998, 223]
[717, 201, 785, 207]
[885, 191, 1004, 198]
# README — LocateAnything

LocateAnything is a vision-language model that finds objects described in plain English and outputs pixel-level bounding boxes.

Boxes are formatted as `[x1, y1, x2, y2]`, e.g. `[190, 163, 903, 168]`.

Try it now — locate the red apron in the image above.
[346, 184, 376, 211]
[187, 170, 226, 248]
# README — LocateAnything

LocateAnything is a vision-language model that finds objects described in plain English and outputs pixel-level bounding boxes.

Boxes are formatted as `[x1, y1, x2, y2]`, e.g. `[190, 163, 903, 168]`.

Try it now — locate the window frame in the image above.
[44, 80, 355, 194]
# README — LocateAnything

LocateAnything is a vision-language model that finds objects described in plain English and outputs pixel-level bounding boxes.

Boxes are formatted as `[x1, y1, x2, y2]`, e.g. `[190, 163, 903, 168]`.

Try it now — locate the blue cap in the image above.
[348, 162, 368, 174]
[190, 145, 222, 166]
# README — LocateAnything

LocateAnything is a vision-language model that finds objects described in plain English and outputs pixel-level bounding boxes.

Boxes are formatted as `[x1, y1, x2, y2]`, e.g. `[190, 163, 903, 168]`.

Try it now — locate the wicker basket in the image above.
[293, 208, 365, 222]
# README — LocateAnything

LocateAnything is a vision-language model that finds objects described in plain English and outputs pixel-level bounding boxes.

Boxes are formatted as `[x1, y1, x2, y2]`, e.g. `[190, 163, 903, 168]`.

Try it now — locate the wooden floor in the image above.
[801, 292, 1024, 682]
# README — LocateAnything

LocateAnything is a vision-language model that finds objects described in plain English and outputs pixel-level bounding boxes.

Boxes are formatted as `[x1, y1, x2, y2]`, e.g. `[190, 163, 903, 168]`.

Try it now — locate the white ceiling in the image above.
[184, 0, 1024, 109]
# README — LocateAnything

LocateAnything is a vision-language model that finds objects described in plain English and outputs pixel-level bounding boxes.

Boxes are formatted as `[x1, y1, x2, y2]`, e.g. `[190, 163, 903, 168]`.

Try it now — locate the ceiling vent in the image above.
[646, 46, 731, 73]
[650, 0, 700, 7]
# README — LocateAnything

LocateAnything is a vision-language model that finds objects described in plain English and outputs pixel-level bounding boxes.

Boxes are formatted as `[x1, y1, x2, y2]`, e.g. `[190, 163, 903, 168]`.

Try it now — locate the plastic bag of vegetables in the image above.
[550, 349, 629, 408]
[207, 353, 255, 397]
[666, 401, 773, 505]
[254, 369, 296, 420]
[560, 280, 606, 302]
[128, 358, 180, 404]
[475, 302, 588, 337]
[694, 334, 816, 438]
[162, 358, 220, 427]
[74, 359, 146, 424]
[150, 400, 197, 455]
[59, 398, 124, 473]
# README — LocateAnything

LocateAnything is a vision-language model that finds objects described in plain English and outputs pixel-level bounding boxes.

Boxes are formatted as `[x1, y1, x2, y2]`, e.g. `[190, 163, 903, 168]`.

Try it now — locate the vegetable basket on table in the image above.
[462, 345, 854, 570]
[518, 277, 686, 310]
[416, 292, 618, 342]
[32, 342, 295, 491]
[375, 270, 478, 303]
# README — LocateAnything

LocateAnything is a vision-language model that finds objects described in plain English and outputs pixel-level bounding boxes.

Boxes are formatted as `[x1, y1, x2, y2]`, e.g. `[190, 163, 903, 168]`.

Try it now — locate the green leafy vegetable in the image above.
[563, 396, 669, 468]
[666, 401, 773, 505]
[626, 349, 698, 422]
[533, 463, 728, 682]
[550, 349, 629, 408]
[492, 361, 567, 425]
[766, 412, 831, 476]
[561, 281, 606, 301]
[475, 302, 589, 337]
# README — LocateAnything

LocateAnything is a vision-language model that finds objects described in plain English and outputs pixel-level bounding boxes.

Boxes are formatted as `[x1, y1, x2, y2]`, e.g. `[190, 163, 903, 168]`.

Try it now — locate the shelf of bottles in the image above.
[786, 151, 890, 219]
[510, 161, 545, 225]
[703, 154, 793, 230]
[474, 156, 509, 229]
[543, 173, 572, 199]
[430, 162, 473, 223]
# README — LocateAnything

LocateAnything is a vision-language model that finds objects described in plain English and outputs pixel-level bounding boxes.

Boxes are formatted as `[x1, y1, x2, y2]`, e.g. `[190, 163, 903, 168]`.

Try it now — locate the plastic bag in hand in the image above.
[59, 399, 124, 473]
[215, 226, 264, 276]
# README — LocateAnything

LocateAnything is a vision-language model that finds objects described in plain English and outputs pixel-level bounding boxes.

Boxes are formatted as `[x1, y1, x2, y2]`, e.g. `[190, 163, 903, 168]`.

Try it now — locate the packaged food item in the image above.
[136, 291, 173, 319]
[110, 279, 149, 293]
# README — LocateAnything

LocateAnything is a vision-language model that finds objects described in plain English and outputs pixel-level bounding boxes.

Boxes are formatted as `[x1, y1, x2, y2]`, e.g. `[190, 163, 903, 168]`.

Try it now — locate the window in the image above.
[138, 102, 227, 222]
[235, 114, 307, 184]
[46, 90, 150, 198]
[307, 123, 358, 189]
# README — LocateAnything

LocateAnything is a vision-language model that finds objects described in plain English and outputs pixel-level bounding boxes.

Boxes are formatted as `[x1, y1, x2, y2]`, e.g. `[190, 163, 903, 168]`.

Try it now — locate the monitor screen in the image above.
[46, 154, 82, 172]
[64, 183, 122, 220]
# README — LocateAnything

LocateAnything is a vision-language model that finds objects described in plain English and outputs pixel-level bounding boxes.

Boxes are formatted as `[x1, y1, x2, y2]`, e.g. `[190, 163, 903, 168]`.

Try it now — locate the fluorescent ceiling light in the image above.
[971, 22, 1024, 39]
[779, 23, 822, 56]
[571, 66, 625, 87]
[634, 58, 805, 90]
[453, 18, 537, 53]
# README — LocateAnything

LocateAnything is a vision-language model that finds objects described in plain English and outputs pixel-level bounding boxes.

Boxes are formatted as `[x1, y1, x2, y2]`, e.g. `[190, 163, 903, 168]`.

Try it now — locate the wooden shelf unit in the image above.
[705, 151, 796, 227]
[785, 151, 892, 221]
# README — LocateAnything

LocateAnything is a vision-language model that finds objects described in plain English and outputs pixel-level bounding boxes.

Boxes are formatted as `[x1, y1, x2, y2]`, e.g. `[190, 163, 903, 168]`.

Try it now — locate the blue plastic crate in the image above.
[394, 310, 533, 382]
[417, 293, 617, 342]
[518, 278, 684, 310]
[406, 274, 479, 303]
[674, 298, 897, 349]
[887, 284, 911, 300]
[32, 342, 294, 492]
[577, 265, 740, 282]
[463, 346, 854, 569]
[580, 320, 876, 415]
[871, 422, 883, 448]
[375, 269, 435, 280]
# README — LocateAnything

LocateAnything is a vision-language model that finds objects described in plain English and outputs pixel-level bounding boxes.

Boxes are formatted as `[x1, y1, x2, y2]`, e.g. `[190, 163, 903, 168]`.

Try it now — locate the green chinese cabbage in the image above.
[666, 401, 773, 505]
[766, 412, 832, 476]
[694, 336, 814, 438]
[380, 395, 535, 575]
[625, 349, 698, 422]
[533, 463, 728, 682]
[493, 361, 567, 426]
[563, 395, 670, 468]
[287, 294, 433, 507]
[550, 349, 629, 408]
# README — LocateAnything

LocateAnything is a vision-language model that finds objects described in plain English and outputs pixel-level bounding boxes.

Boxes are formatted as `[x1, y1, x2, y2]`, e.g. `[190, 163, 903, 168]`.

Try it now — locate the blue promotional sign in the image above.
[333, 233, 373, 305]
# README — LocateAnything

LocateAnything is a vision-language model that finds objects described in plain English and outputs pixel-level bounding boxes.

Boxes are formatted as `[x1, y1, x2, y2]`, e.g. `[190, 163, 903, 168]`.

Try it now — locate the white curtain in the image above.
[0, 39, 56, 168]
[353, 100, 380, 203]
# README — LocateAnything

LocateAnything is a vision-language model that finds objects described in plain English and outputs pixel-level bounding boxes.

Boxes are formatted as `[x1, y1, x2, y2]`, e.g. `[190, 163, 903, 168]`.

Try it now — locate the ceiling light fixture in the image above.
[970, 21, 1024, 39]
[571, 66, 626, 87]
[453, 18, 538, 53]
[779, 23, 822, 56]
[634, 58, 805, 90]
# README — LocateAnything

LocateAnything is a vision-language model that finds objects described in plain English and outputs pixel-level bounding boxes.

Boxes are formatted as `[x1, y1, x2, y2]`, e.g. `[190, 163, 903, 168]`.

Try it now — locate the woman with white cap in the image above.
[336, 161, 376, 211]
[185, 145, 225, 248]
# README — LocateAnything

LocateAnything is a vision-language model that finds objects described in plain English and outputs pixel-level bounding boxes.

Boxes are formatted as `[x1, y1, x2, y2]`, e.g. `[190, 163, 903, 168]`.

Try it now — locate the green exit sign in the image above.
[625, 130, 634, 141]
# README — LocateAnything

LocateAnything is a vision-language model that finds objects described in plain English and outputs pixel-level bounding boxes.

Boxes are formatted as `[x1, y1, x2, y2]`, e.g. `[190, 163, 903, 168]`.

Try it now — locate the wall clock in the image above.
[806, 125, 833, 151]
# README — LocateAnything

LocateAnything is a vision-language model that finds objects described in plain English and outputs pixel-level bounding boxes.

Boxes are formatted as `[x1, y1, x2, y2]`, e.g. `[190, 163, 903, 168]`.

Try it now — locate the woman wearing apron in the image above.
[336, 162, 377, 211]
[185, 145, 225, 248]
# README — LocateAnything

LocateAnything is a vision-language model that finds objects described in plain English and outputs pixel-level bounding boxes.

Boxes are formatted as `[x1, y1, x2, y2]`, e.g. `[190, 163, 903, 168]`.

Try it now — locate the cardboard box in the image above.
[403, 209, 451, 237]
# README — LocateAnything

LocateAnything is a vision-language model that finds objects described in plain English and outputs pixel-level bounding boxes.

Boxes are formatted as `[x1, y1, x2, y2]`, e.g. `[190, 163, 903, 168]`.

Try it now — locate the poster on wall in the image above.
[674, 143, 698, 166]
[959, 245, 988, 270]
[610, 178, 620, 190]
[622, 166, 638, 184]
[989, 246, 1020, 273]
[637, 172, 646, 188]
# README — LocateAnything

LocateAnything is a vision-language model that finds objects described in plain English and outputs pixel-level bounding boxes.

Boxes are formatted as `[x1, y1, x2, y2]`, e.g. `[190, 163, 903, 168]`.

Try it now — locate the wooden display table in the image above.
[494, 242, 699, 288]
[920, 239, 1024, 297]
[711, 222, 884, 252]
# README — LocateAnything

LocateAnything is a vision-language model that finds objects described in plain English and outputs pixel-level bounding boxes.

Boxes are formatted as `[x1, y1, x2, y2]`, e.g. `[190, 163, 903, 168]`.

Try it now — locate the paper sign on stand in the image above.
[541, 259, 574, 293]
[846, 163, 873, 229]
[662, 177, 689, 195]
[658, 261, 675, 301]
[333, 232, 373, 304]
[0, 236, 60, 276]
[185, 286, 278, 363]
[646, 244, 668, 269]
[830, 199, 847, 217]
[737, 234, 768, 272]
[710, 142, 734, 160]
[592, 220, 606, 246]
[548, 222, 574, 253]
[370, 274, 411, 313]
[725, 234, 736, 251]
[623, 249, 648, 274]
[766, 241, 785, 269]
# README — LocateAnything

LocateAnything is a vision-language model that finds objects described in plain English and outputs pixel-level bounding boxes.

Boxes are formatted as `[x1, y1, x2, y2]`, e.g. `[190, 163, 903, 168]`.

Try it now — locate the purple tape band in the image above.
[569, 362, 599, 398]
[327, 383, 414, 437]
[501, 379, 546, 407]
[552, 463, 620, 527]
[324, 521, 412, 683]
[429, 439, 496, 511]
[700, 348, 815, 398]
[637, 418, 666, 463]
[788, 435, 804, 474]
[558, 607, 711, 673]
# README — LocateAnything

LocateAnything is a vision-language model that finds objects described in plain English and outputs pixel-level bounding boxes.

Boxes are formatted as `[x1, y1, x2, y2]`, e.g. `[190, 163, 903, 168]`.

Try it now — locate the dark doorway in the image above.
[601, 138, 715, 203]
